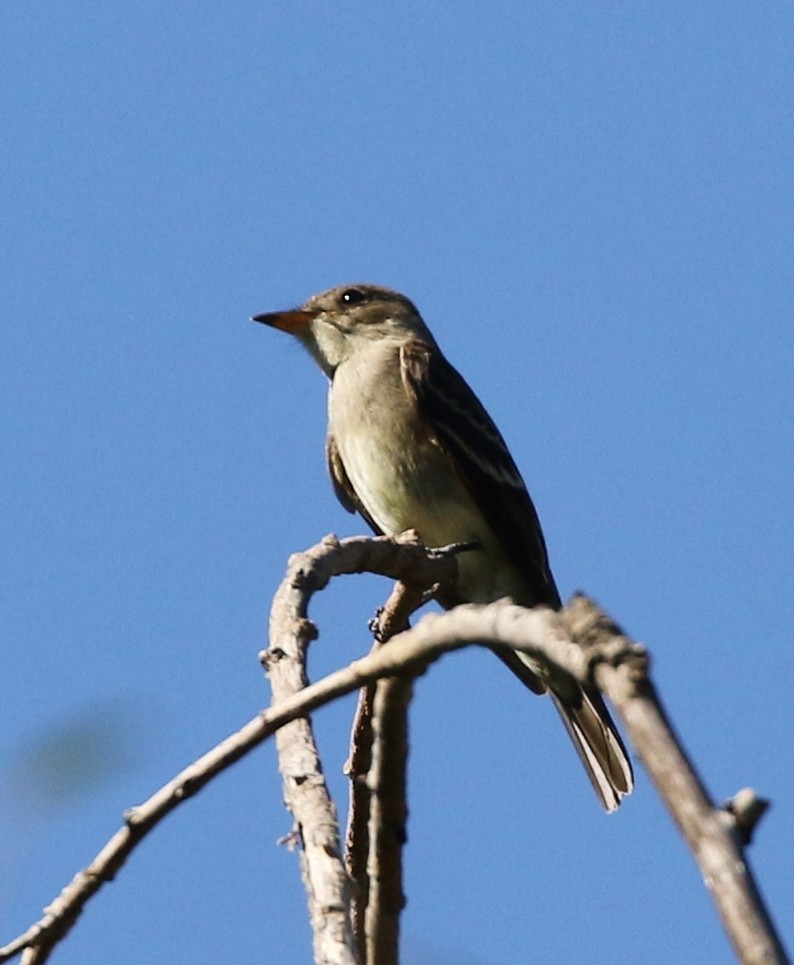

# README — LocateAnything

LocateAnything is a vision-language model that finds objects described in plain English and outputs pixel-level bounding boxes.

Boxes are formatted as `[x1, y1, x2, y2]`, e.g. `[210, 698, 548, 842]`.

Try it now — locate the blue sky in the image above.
[2, 2, 792, 962]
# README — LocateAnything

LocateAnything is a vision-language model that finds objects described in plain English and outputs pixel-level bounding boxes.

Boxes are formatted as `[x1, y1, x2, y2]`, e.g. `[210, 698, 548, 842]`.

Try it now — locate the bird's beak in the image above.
[251, 308, 317, 334]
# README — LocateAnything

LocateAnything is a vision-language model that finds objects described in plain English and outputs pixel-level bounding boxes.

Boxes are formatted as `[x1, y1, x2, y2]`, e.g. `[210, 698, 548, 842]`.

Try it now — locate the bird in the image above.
[253, 283, 633, 811]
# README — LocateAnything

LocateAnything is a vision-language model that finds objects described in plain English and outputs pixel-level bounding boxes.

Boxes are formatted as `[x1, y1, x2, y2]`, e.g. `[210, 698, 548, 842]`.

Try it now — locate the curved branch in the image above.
[264, 530, 466, 964]
[4, 534, 786, 965]
[561, 597, 788, 965]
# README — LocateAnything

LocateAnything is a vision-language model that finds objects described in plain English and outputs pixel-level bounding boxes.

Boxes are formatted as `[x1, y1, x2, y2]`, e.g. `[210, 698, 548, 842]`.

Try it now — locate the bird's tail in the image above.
[549, 686, 634, 812]
[494, 647, 634, 811]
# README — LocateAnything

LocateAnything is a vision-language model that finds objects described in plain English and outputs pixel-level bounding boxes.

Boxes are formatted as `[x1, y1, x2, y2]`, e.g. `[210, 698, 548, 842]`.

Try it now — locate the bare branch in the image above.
[266, 531, 468, 964]
[344, 580, 429, 956]
[0, 532, 464, 964]
[364, 674, 413, 965]
[280, 592, 789, 965]
[0, 657, 382, 963]
[561, 596, 788, 965]
[344, 677, 376, 956]
[262, 531, 614, 965]
[266, 565, 357, 964]
[724, 788, 771, 846]
[4, 533, 786, 965]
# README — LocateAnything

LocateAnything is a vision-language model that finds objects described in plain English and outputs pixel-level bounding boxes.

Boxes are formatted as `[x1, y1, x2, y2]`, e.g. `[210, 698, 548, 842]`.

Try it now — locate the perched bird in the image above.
[253, 284, 633, 811]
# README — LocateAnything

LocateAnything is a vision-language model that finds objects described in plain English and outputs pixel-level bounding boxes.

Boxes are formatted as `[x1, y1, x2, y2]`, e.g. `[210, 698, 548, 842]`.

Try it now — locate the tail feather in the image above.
[496, 648, 634, 811]
[550, 687, 634, 812]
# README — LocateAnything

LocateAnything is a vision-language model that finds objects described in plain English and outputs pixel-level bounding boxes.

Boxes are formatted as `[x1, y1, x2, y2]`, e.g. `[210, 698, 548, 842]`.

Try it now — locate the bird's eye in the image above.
[341, 288, 367, 305]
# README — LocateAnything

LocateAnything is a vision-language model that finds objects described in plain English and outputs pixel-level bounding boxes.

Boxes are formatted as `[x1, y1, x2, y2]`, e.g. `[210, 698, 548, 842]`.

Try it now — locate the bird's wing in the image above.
[400, 340, 634, 808]
[326, 431, 384, 535]
[399, 339, 560, 608]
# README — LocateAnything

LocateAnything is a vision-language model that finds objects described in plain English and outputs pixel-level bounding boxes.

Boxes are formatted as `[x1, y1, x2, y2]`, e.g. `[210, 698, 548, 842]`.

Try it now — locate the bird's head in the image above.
[253, 284, 434, 376]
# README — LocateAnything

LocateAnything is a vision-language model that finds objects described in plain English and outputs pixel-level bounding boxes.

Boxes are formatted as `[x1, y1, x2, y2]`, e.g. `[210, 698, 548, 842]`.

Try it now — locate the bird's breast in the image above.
[328, 347, 526, 604]
[329, 360, 454, 539]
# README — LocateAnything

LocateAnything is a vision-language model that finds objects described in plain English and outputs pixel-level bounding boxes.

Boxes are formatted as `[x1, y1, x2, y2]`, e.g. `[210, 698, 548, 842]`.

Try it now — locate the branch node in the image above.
[123, 807, 142, 827]
[722, 788, 772, 845]
[564, 592, 627, 645]
[261, 619, 318, 669]
[368, 607, 386, 641]
[276, 828, 303, 851]
[259, 646, 285, 669]
[291, 567, 319, 593]
[296, 618, 319, 641]
[583, 638, 650, 680]
[562, 595, 651, 696]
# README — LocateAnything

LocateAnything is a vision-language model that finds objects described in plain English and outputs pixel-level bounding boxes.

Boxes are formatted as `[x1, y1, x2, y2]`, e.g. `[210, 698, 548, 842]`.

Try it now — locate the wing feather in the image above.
[326, 432, 384, 535]
[400, 340, 560, 608]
